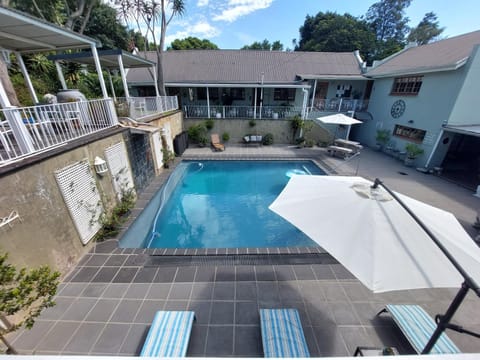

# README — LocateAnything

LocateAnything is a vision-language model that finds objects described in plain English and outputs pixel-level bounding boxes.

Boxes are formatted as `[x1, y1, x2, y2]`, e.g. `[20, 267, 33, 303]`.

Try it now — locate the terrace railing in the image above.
[116, 96, 179, 120]
[0, 98, 117, 165]
[313, 98, 369, 112]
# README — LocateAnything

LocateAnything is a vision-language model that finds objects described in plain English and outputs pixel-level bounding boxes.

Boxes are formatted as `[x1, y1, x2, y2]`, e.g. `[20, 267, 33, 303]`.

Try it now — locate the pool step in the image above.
[146, 253, 337, 267]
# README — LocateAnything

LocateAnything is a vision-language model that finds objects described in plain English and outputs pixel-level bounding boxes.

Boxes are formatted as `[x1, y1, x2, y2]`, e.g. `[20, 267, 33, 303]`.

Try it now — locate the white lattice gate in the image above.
[104, 142, 135, 200]
[55, 160, 103, 244]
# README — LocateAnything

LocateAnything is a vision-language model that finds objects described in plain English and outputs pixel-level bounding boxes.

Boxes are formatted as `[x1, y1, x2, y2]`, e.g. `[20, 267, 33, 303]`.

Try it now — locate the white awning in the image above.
[443, 125, 480, 137]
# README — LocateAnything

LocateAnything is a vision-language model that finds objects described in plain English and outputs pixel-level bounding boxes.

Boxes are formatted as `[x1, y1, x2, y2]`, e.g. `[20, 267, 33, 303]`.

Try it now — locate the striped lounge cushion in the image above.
[260, 308, 310, 357]
[386, 304, 460, 354]
[140, 311, 195, 357]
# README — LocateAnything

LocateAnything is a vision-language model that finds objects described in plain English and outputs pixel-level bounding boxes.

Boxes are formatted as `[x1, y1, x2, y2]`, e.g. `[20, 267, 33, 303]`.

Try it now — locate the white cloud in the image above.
[197, 0, 209, 7]
[213, 0, 274, 22]
[165, 20, 221, 46]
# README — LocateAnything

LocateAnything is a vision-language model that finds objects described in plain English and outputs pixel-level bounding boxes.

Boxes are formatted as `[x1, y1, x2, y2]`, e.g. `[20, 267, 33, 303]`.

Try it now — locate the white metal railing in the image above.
[184, 105, 305, 119]
[116, 96, 179, 120]
[0, 98, 117, 165]
[313, 98, 369, 112]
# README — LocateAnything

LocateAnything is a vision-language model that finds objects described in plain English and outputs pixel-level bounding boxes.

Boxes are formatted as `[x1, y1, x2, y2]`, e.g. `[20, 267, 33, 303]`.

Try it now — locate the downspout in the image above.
[15, 52, 38, 104]
[300, 88, 309, 138]
[206, 87, 210, 118]
[310, 79, 317, 108]
[253, 87, 257, 119]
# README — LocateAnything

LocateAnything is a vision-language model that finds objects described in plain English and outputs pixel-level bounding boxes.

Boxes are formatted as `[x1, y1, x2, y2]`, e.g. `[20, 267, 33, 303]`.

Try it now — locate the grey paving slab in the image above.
[191, 282, 214, 300]
[146, 283, 172, 299]
[80, 283, 107, 298]
[174, 266, 196, 282]
[329, 302, 362, 325]
[11, 320, 55, 352]
[118, 324, 149, 355]
[154, 267, 177, 282]
[235, 265, 256, 281]
[188, 324, 208, 356]
[278, 282, 303, 302]
[234, 325, 262, 356]
[168, 283, 193, 300]
[205, 325, 234, 356]
[110, 299, 143, 323]
[62, 322, 105, 354]
[38, 296, 73, 320]
[209, 301, 235, 324]
[134, 300, 164, 323]
[91, 267, 119, 283]
[187, 301, 212, 324]
[213, 282, 235, 300]
[133, 267, 158, 283]
[60, 298, 98, 321]
[313, 324, 350, 357]
[35, 321, 80, 352]
[235, 301, 259, 325]
[215, 266, 235, 281]
[84, 254, 110, 266]
[194, 267, 216, 282]
[70, 267, 99, 282]
[85, 299, 120, 322]
[102, 283, 129, 298]
[236, 282, 257, 301]
[57, 283, 88, 297]
[104, 255, 128, 266]
[124, 283, 151, 299]
[274, 265, 296, 281]
[112, 267, 139, 283]
[293, 264, 316, 280]
[90, 323, 131, 354]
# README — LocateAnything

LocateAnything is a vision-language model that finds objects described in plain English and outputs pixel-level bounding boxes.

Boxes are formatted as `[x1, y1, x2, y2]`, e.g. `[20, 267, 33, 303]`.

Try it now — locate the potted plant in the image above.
[375, 129, 390, 151]
[222, 132, 230, 142]
[162, 147, 175, 168]
[404, 143, 424, 166]
[249, 119, 256, 127]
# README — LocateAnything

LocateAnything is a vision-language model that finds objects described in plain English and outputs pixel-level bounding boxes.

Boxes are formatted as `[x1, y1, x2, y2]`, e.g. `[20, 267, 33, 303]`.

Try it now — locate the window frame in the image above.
[273, 88, 296, 101]
[390, 76, 423, 96]
[393, 124, 426, 143]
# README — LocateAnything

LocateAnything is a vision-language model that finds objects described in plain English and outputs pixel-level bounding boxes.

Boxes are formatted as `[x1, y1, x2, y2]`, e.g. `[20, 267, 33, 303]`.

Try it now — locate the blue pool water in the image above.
[120, 160, 325, 249]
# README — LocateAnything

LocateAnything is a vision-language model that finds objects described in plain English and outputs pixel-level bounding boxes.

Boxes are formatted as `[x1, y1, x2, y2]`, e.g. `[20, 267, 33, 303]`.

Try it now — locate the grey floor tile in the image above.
[175, 267, 196, 282]
[61, 298, 98, 321]
[329, 302, 362, 325]
[213, 282, 235, 300]
[85, 299, 120, 322]
[274, 265, 296, 281]
[39, 296, 73, 320]
[188, 324, 208, 356]
[293, 265, 316, 280]
[102, 283, 129, 298]
[146, 283, 172, 299]
[104, 255, 128, 266]
[168, 283, 193, 300]
[303, 326, 321, 356]
[342, 282, 375, 302]
[119, 324, 149, 355]
[234, 325, 262, 356]
[191, 283, 214, 300]
[35, 321, 80, 352]
[210, 301, 235, 324]
[63, 322, 105, 353]
[133, 267, 158, 283]
[57, 283, 88, 297]
[187, 301, 212, 324]
[154, 267, 177, 282]
[323, 283, 349, 302]
[331, 264, 356, 280]
[84, 254, 110, 266]
[299, 281, 326, 303]
[205, 325, 233, 356]
[278, 282, 303, 302]
[70, 267, 99, 282]
[256, 282, 280, 304]
[311, 264, 336, 280]
[235, 265, 256, 281]
[123, 254, 147, 266]
[194, 267, 216, 282]
[91, 323, 131, 354]
[305, 302, 335, 326]
[235, 301, 259, 325]
[135, 300, 164, 323]
[338, 326, 374, 355]
[110, 299, 143, 323]
[236, 282, 257, 301]
[313, 324, 349, 357]
[92, 267, 119, 283]
[215, 266, 235, 281]
[164, 300, 188, 311]
[81, 283, 107, 298]
[112, 267, 139, 283]
[124, 283, 151, 299]
[11, 320, 55, 352]
[255, 265, 276, 281]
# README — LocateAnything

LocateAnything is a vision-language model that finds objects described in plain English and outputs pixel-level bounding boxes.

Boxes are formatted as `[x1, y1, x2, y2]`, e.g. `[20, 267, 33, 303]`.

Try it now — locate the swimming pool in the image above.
[120, 160, 325, 249]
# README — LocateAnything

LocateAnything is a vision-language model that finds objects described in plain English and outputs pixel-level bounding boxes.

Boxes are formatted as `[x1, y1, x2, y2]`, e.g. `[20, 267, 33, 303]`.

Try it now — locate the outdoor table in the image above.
[354, 346, 399, 356]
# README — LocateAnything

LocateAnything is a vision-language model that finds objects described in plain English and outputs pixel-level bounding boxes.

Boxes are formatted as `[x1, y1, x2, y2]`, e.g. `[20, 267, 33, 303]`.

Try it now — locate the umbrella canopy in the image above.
[316, 113, 363, 125]
[269, 175, 480, 293]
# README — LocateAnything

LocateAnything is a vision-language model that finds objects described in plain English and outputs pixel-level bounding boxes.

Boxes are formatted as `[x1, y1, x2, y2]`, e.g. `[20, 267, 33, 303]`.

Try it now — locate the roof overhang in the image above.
[297, 74, 366, 81]
[163, 82, 311, 89]
[48, 49, 156, 69]
[0, 6, 100, 53]
[443, 124, 480, 137]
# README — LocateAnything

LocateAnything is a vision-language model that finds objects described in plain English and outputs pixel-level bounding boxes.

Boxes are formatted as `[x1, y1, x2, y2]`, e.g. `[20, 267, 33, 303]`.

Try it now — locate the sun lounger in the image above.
[260, 308, 310, 357]
[378, 304, 460, 354]
[140, 310, 195, 357]
[211, 133, 225, 151]
[327, 145, 353, 159]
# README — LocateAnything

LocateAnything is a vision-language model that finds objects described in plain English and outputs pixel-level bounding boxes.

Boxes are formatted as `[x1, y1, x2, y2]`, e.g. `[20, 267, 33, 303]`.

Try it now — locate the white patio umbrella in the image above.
[269, 175, 480, 293]
[315, 113, 362, 140]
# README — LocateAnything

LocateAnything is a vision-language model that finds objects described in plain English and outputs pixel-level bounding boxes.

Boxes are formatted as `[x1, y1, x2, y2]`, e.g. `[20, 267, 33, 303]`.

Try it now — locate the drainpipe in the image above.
[259, 73, 264, 120]
[253, 87, 257, 119]
[15, 52, 38, 104]
[206, 87, 210, 118]
[300, 88, 309, 138]
[310, 79, 317, 108]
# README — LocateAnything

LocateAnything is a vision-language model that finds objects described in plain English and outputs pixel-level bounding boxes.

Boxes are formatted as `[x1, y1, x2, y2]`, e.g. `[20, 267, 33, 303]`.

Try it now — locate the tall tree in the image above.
[117, 0, 186, 96]
[365, 0, 412, 59]
[241, 39, 283, 51]
[407, 12, 444, 45]
[296, 12, 376, 63]
[168, 37, 218, 50]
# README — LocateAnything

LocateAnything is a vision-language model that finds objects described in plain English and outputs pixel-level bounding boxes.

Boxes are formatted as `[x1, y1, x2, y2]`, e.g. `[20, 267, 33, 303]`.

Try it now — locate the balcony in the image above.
[116, 96, 179, 120]
[183, 98, 369, 119]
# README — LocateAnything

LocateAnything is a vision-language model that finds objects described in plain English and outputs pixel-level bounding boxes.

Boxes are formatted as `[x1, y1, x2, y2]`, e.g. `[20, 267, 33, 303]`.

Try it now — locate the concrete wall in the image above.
[0, 111, 183, 277]
[184, 118, 331, 145]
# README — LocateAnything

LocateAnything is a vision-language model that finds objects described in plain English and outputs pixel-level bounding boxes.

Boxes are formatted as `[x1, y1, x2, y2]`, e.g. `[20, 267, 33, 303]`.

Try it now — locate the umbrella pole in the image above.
[372, 178, 480, 353]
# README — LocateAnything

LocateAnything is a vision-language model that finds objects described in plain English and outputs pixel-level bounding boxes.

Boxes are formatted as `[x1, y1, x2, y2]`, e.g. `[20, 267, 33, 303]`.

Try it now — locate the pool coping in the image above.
[89, 156, 335, 259]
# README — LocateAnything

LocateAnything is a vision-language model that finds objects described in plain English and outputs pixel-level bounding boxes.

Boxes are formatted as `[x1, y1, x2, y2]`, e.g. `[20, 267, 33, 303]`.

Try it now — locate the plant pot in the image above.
[216, 113, 221, 118]
[374, 144, 382, 151]
[404, 157, 415, 167]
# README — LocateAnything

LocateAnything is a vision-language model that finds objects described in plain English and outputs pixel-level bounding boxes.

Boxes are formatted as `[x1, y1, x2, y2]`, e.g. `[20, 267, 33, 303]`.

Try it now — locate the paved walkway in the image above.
[5, 145, 480, 356]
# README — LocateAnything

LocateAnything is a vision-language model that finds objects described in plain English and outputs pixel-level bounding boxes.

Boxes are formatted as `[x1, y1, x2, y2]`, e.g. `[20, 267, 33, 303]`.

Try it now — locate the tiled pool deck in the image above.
[5, 146, 480, 356]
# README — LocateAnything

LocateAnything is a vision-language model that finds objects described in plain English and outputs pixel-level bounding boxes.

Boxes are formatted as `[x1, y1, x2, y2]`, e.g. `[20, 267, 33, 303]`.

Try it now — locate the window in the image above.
[274, 88, 296, 101]
[230, 88, 245, 100]
[391, 76, 423, 95]
[393, 124, 426, 143]
[197, 88, 219, 100]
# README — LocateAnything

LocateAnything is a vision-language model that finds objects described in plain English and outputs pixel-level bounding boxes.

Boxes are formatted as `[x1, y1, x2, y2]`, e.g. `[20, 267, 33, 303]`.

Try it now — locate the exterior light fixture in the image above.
[94, 156, 108, 175]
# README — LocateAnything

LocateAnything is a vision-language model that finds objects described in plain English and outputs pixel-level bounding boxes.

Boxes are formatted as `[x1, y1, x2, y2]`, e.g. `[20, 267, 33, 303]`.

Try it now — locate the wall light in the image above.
[407, 120, 414, 124]
[94, 156, 108, 175]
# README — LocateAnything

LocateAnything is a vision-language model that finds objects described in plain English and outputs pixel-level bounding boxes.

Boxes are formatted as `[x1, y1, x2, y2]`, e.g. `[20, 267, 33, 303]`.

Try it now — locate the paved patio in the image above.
[5, 145, 480, 356]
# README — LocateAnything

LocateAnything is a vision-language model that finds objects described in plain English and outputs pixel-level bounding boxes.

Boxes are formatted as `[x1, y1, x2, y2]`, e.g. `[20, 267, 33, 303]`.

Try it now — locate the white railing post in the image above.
[338, 98, 343, 112]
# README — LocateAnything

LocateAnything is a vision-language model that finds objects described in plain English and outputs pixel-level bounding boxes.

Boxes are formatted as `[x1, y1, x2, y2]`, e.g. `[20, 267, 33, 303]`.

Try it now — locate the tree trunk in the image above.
[155, 49, 166, 96]
[0, 56, 20, 106]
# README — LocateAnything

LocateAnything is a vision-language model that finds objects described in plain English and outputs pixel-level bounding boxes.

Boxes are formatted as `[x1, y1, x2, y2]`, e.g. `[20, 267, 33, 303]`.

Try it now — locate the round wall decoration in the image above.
[391, 100, 406, 118]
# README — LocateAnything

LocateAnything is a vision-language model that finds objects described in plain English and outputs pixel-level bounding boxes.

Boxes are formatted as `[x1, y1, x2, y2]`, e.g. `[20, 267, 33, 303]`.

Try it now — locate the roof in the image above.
[366, 30, 480, 78]
[0, 6, 99, 53]
[444, 124, 480, 137]
[127, 50, 365, 86]
[48, 49, 155, 69]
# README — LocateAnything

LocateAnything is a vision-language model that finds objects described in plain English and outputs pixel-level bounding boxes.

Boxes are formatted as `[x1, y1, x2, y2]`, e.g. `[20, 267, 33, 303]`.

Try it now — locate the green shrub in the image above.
[305, 139, 315, 147]
[187, 124, 207, 143]
[204, 119, 214, 130]
[375, 129, 390, 146]
[405, 143, 424, 159]
[263, 133, 274, 145]
[249, 119, 256, 127]
[222, 132, 230, 142]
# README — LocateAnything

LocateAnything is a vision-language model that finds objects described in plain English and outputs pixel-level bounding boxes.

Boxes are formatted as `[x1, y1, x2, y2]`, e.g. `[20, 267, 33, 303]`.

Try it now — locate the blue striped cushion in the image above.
[260, 308, 310, 357]
[386, 304, 460, 354]
[140, 311, 195, 357]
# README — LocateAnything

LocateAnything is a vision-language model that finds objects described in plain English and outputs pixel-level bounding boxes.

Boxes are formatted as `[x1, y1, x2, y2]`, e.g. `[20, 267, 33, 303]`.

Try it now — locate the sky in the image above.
[161, 0, 480, 50]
